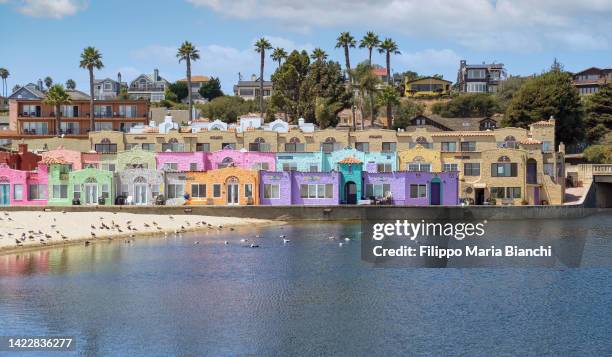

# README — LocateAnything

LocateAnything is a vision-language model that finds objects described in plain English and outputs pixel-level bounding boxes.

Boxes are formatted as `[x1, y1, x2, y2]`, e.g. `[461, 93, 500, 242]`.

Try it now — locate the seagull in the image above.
[62, 210, 66, 214]
[250, 243, 259, 248]
[85, 241, 91, 246]
[39, 239, 46, 245]
[45, 234, 52, 239]
[126, 220, 132, 225]
[279, 235, 286, 238]
[328, 236, 335, 240]
[90, 224, 96, 229]
[194, 241, 200, 245]
[255, 235, 261, 238]
[344, 237, 351, 241]
[224, 241, 229, 245]
[229, 227, 235, 231]
[90, 232, 96, 238]
[169, 216, 174, 220]
[61, 235, 67, 240]
[144, 223, 150, 228]
[339, 242, 344, 247]
[15, 239, 22, 246]
[283, 239, 291, 244]
[240, 238, 249, 243]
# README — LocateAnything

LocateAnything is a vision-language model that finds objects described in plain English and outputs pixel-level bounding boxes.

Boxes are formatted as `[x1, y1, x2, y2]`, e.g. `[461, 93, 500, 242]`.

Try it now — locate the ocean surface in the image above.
[1, 212, 611, 356]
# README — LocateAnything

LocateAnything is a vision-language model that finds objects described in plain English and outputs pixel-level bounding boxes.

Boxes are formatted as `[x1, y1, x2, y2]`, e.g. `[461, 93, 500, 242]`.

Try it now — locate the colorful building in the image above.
[164, 171, 187, 206]
[156, 151, 206, 171]
[322, 148, 397, 173]
[116, 169, 164, 205]
[405, 77, 452, 97]
[207, 148, 276, 171]
[0, 163, 48, 206]
[0, 144, 41, 170]
[184, 166, 259, 206]
[260, 170, 340, 206]
[363, 171, 458, 205]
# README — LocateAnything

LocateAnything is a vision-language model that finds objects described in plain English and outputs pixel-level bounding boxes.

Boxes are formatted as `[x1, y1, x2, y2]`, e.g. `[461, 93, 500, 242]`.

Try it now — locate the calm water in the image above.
[1, 212, 611, 356]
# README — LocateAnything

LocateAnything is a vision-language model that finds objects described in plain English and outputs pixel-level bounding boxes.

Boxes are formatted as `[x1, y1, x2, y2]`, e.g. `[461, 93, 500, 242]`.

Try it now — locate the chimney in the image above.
[558, 142, 565, 154]
[37, 79, 44, 91]
[154, 69, 159, 81]
[18, 144, 27, 155]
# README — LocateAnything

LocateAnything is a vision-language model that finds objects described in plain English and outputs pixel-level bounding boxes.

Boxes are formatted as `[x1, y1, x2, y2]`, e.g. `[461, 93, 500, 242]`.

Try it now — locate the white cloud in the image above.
[187, 0, 612, 51]
[16, 0, 86, 19]
[396, 49, 461, 80]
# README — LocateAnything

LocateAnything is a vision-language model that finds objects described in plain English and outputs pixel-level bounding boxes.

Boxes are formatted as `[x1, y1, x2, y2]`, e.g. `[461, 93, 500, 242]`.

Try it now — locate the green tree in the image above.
[304, 58, 351, 126]
[433, 93, 501, 117]
[44, 76, 53, 90]
[167, 82, 188, 102]
[496, 76, 528, 111]
[197, 96, 257, 123]
[118, 87, 129, 100]
[254, 38, 272, 117]
[583, 83, 612, 143]
[43, 84, 71, 135]
[177, 41, 200, 122]
[79, 46, 104, 131]
[198, 77, 224, 101]
[65, 79, 76, 90]
[270, 50, 311, 122]
[377, 38, 400, 85]
[504, 68, 583, 145]
[270, 47, 288, 68]
[392, 99, 425, 130]
[352, 63, 380, 129]
[376, 86, 400, 129]
[360, 31, 380, 65]
[583, 145, 612, 163]
[335, 32, 357, 129]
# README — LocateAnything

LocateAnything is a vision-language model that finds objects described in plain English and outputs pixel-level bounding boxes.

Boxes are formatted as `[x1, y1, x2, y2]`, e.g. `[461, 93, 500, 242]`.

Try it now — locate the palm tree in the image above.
[44, 76, 53, 90]
[270, 47, 288, 68]
[353, 63, 379, 130]
[378, 38, 401, 85]
[254, 38, 272, 117]
[310, 48, 328, 62]
[65, 79, 76, 90]
[335, 32, 356, 130]
[177, 41, 200, 123]
[360, 31, 380, 65]
[44, 84, 71, 135]
[0, 68, 8, 97]
[360, 32, 380, 129]
[376, 86, 399, 129]
[378, 38, 401, 130]
[79, 47, 104, 132]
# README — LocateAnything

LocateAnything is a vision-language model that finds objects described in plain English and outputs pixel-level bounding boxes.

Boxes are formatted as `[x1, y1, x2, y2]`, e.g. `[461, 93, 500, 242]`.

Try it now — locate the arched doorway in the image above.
[344, 181, 357, 204]
[133, 176, 148, 205]
[430, 178, 442, 205]
[226, 176, 240, 205]
[527, 158, 537, 184]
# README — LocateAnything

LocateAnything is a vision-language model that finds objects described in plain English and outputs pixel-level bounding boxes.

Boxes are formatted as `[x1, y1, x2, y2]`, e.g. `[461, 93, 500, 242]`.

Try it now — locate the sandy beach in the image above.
[0, 210, 277, 254]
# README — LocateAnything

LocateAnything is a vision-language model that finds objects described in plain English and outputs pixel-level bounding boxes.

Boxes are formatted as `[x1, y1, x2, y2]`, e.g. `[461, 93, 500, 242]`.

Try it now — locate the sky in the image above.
[1, 0, 611, 94]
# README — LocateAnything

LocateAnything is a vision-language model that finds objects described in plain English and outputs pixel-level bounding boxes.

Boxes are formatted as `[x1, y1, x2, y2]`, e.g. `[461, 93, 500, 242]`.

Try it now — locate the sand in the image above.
[0, 210, 277, 254]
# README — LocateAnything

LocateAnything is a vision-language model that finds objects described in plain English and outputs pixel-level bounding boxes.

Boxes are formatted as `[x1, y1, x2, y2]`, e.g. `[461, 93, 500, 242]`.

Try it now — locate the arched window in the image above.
[503, 135, 517, 149]
[219, 157, 234, 168]
[416, 136, 428, 144]
[101, 138, 111, 144]
[407, 156, 431, 172]
[134, 176, 147, 183]
[254, 137, 266, 143]
[226, 176, 239, 183]
[498, 156, 511, 162]
[95, 138, 116, 153]
[0, 176, 9, 183]
[168, 138, 178, 144]
[325, 137, 336, 143]
[413, 156, 425, 162]
[84, 177, 97, 183]
[289, 137, 301, 144]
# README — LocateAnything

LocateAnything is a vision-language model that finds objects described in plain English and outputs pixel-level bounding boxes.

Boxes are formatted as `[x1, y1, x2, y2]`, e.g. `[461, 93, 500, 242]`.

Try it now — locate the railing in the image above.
[592, 164, 612, 175]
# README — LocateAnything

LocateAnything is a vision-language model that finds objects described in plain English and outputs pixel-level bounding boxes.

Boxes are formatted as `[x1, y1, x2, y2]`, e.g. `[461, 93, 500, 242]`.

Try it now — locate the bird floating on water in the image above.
[283, 238, 291, 244]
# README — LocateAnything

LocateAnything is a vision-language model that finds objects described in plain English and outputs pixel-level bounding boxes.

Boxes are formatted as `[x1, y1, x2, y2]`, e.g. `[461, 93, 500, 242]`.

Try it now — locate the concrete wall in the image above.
[1, 203, 598, 221]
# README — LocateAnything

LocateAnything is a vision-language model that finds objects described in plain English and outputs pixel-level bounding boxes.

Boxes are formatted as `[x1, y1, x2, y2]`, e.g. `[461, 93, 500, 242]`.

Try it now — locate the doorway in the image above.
[134, 184, 147, 205]
[227, 181, 239, 205]
[0, 184, 9, 205]
[475, 188, 485, 205]
[527, 159, 537, 184]
[344, 181, 357, 204]
[84, 183, 98, 205]
[430, 181, 441, 205]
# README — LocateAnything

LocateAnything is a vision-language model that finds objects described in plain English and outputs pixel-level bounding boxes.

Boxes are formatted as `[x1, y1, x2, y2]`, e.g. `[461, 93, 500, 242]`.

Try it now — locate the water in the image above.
[1, 213, 611, 356]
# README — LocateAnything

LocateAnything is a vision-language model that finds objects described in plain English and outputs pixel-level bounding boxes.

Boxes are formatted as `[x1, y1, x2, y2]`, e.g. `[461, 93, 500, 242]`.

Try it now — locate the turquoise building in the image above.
[337, 157, 363, 204]
[275, 152, 323, 172]
[322, 148, 397, 173]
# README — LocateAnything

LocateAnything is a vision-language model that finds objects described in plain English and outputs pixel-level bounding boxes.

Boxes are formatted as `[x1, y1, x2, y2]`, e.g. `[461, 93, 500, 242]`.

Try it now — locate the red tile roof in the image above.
[338, 156, 362, 164]
[520, 138, 542, 145]
[531, 120, 554, 126]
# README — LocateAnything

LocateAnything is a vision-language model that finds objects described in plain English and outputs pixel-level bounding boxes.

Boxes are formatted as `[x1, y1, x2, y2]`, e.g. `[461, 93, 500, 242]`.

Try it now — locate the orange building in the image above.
[184, 166, 259, 206]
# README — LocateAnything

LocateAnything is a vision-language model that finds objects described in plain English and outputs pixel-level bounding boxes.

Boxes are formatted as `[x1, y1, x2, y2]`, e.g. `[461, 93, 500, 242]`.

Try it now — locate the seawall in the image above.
[1, 203, 604, 221]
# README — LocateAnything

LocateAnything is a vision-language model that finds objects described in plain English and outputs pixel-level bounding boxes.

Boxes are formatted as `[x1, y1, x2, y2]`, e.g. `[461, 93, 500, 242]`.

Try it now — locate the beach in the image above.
[0, 210, 277, 254]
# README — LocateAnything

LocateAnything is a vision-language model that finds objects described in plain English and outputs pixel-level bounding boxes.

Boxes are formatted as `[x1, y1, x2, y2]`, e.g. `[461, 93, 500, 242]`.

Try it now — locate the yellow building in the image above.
[405, 77, 452, 97]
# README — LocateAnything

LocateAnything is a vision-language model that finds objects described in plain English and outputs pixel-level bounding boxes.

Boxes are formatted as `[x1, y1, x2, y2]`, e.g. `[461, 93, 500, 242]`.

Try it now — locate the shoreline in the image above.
[0, 210, 282, 256]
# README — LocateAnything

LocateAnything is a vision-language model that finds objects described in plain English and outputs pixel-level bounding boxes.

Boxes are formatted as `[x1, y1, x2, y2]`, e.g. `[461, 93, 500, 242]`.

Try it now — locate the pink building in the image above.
[206, 148, 276, 171]
[0, 163, 49, 206]
[156, 152, 207, 171]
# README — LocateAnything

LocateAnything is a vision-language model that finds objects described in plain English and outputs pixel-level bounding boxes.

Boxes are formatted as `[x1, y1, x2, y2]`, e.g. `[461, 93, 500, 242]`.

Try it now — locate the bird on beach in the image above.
[90, 232, 96, 238]
[84, 241, 91, 246]
[169, 216, 174, 220]
[45, 234, 52, 239]
[15, 239, 22, 246]
[39, 239, 46, 245]
[90, 224, 96, 229]
[144, 223, 150, 228]
[61, 235, 67, 240]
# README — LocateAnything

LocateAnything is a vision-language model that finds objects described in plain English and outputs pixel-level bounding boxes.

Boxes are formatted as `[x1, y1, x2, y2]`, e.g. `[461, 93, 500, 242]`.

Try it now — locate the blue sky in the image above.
[1, 0, 611, 94]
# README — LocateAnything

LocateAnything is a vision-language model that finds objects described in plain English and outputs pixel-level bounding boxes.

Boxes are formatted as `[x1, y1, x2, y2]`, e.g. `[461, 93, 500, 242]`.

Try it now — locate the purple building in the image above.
[260, 170, 340, 205]
[363, 171, 459, 205]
